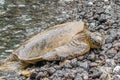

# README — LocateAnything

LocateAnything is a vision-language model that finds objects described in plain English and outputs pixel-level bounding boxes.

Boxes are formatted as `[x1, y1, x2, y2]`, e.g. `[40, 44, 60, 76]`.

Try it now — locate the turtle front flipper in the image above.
[6, 54, 19, 62]
[42, 34, 90, 61]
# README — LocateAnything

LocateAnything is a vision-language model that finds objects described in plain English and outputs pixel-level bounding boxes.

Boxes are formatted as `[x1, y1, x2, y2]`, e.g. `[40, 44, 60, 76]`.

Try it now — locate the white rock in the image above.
[59, 0, 73, 2]
[88, 2, 93, 6]
[104, 0, 108, 2]
[18, 4, 25, 7]
[5, 50, 13, 53]
[0, 46, 5, 49]
[113, 66, 120, 74]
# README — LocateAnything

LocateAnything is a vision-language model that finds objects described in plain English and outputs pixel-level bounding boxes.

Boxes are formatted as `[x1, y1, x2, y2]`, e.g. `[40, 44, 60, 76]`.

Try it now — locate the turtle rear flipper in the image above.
[0, 61, 20, 72]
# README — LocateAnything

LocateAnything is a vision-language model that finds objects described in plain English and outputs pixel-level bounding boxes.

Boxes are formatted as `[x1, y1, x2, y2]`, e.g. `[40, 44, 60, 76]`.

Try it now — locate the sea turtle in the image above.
[0, 21, 105, 71]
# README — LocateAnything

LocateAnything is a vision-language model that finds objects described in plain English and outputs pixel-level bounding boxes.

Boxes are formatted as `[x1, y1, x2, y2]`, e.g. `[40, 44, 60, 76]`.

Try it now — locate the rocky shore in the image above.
[0, 0, 120, 80]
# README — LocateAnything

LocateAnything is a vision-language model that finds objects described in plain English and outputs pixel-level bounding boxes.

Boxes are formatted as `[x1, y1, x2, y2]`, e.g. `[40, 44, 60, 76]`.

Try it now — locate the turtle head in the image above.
[88, 32, 105, 48]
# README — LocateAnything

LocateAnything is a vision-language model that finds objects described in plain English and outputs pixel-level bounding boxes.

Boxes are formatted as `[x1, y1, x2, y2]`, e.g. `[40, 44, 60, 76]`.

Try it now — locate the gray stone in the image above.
[106, 48, 117, 58]
[70, 58, 77, 67]
[78, 61, 89, 70]
[113, 75, 120, 80]
[87, 52, 95, 61]
[74, 73, 83, 80]
[47, 67, 56, 75]
[105, 59, 116, 67]
[89, 71, 102, 79]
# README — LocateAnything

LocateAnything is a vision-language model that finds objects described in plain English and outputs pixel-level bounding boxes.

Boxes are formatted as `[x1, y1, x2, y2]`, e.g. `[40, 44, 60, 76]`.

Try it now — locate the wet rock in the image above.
[113, 66, 120, 75]
[0, 0, 5, 5]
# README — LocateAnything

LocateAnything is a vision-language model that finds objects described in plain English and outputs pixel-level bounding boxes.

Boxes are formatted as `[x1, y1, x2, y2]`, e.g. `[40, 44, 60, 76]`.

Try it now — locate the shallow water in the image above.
[0, 0, 54, 59]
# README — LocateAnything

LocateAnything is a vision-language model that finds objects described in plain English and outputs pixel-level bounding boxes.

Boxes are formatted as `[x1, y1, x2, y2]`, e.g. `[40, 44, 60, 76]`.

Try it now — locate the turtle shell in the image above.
[12, 21, 87, 63]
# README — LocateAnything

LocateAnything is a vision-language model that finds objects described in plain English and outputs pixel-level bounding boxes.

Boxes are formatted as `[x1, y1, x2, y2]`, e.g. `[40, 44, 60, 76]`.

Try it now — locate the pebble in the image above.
[113, 66, 120, 75]
[105, 59, 116, 67]
[75, 73, 83, 80]
[102, 43, 112, 51]
[30, 72, 37, 79]
[4, 50, 13, 53]
[106, 48, 117, 58]
[88, 2, 93, 6]
[55, 70, 64, 77]
[63, 61, 72, 68]
[87, 52, 95, 61]
[36, 71, 49, 79]
[113, 75, 120, 80]
[89, 71, 102, 79]
[104, 0, 108, 2]
[78, 61, 89, 70]
[47, 67, 56, 75]
[114, 52, 120, 60]
[70, 58, 77, 67]
[59, 0, 73, 3]
[90, 62, 98, 67]
[18, 4, 25, 7]
[0, 46, 5, 49]
[82, 71, 88, 80]
[113, 43, 120, 48]
[99, 14, 107, 23]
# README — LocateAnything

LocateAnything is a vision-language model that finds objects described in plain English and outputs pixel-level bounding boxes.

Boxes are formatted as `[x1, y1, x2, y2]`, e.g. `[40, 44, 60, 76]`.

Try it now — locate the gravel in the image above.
[0, 0, 120, 80]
